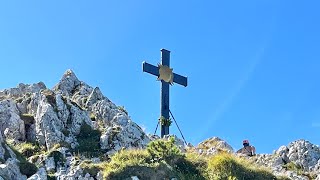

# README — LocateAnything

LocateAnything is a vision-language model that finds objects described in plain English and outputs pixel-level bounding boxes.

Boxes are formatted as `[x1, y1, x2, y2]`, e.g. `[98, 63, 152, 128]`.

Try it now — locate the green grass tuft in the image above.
[207, 153, 281, 180]
[13, 141, 42, 158]
[7, 143, 38, 177]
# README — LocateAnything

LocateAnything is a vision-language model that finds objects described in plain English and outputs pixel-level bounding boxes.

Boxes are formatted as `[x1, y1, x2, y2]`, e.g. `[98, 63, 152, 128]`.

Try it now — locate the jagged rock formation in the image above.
[0, 69, 150, 179]
[252, 139, 320, 180]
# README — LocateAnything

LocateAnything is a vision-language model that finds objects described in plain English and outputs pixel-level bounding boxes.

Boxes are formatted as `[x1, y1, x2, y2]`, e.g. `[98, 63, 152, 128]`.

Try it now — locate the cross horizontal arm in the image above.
[142, 61, 159, 77]
[173, 73, 188, 87]
[142, 61, 188, 87]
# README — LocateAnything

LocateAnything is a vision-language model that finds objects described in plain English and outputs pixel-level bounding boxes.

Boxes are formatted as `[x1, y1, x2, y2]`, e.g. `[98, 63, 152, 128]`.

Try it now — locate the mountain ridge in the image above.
[0, 69, 318, 180]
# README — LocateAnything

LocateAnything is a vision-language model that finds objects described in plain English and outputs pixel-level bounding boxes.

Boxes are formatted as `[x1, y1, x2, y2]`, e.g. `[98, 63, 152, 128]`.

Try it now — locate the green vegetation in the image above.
[147, 136, 183, 164]
[283, 162, 316, 179]
[20, 114, 35, 123]
[48, 150, 66, 169]
[90, 113, 96, 121]
[42, 89, 56, 108]
[7, 143, 38, 177]
[73, 123, 102, 157]
[47, 173, 56, 180]
[283, 162, 303, 173]
[206, 153, 279, 180]
[117, 106, 128, 115]
[80, 160, 102, 177]
[13, 141, 42, 158]
[159, 116, 172, 126]
[81, 138, 289, 180]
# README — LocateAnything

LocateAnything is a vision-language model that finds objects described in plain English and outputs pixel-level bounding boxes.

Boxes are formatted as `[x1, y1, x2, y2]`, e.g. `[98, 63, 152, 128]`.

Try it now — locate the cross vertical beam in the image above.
[142, 49, 188, 138]
[160, 49, 170, 137]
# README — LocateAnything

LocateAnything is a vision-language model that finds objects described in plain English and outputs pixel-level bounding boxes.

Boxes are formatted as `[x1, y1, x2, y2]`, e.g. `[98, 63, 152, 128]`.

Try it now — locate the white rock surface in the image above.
[0, 158, 27, 180]
[196, 137, 234, 155]
[0, 100, 25, 141]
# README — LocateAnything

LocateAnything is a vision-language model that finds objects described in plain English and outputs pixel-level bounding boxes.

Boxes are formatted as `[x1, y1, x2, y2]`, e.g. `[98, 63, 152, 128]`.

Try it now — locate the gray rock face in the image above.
[0, 100, 25, 141]
[100, 113, 150, 155]
[27, 168, 47, 180]
[253, 139, 320, 180]
[0, 82, 46, 101]
[286, 140, 320, 171]
[0, 69, 151, 179]
[0, 158, 27, 180]
[53, 69, 81, 96]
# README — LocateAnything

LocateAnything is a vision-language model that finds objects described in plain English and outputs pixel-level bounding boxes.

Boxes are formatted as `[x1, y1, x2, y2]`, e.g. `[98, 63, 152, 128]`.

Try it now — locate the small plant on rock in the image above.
[117, 106, 128, 115]
[159, 116, 172, 126]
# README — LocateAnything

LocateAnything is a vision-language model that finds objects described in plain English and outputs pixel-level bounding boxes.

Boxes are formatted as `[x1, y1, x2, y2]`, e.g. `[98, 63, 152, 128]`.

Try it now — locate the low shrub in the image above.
[147, 137, 183, 164]
[8, 143, 38, 177]
[80, 160, 102, 177]
[73, 123, 102, 157]
[14, 142, 41, 158]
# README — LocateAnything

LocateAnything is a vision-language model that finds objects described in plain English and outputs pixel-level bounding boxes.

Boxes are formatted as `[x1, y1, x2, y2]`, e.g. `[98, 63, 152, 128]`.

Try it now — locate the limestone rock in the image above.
[45, 157, 56, 172]
[197, 137, 234, 155]
[27, 168, 47, 180]
[0, 158, 27, 180]
[286, 139, 320, 171]
[53, 69, 81, 95]
[85, 87, 105, 107]
[0, 99, 25, 141]
[100, 113, 150, 154]
[0, 82, 46, 101]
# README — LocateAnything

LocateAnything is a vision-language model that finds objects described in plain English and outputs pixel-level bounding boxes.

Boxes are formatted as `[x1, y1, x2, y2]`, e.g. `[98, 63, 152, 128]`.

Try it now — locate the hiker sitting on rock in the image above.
[236, 140, 256, 156]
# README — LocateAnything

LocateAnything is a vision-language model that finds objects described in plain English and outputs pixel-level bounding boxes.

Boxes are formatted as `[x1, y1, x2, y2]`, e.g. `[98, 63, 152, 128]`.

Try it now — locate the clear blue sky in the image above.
[1, 1, 319, 153]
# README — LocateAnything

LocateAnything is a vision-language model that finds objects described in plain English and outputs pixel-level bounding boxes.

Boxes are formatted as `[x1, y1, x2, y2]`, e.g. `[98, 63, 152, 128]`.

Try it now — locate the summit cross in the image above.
[142, 49, 188, 138]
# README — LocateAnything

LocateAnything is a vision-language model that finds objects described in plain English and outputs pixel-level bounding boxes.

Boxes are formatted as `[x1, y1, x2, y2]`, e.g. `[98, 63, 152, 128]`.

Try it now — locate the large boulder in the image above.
[0, 100, 25, 141]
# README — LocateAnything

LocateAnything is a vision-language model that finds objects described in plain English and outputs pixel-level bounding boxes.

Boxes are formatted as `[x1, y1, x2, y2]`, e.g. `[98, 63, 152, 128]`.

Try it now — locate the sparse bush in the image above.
[8, 143, 38, 177]
[159, 116, 172, 126]
[80, 160, 102, 177]
[20, 114, 35, 123]
[14, 142, 41, 158]
[90, 113, 96, 121]
[74, 123, 102, 157]
[117, 106, 128, 115]
[147, 137, 183, 164]
[48, 150, 65, 167]
[47, 173, 56, 180]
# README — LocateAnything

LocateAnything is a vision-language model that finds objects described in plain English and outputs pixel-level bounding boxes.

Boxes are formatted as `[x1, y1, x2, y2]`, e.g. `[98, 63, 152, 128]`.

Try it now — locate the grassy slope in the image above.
[80, 138, 290, 180]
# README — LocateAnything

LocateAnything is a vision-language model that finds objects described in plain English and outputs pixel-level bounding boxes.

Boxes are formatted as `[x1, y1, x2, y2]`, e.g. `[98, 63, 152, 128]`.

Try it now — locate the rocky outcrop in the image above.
[0, 133, 27, 180]
[196, 137, 234, 155]
[0, 69, 150, 179]
[27, 168, 47, 180]
[53, 69, 81, 96]
[253, 139, 320, 180]
[0, 100, 25, 141]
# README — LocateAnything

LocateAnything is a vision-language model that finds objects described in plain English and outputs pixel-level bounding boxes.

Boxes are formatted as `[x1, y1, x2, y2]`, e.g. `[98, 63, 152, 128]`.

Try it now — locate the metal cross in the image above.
[142, 49, 188, 137]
